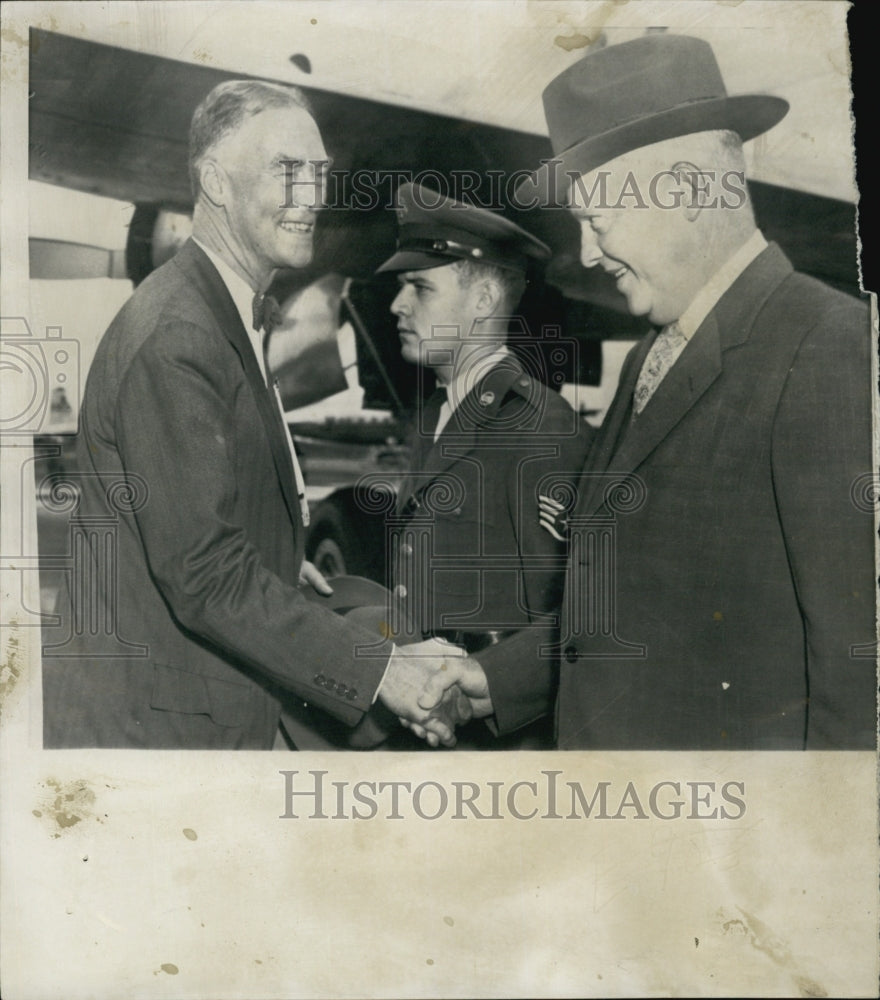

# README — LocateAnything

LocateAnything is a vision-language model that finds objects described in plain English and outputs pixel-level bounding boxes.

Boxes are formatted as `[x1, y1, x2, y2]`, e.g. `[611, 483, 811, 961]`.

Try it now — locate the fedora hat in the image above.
[516, 34, 789, 206]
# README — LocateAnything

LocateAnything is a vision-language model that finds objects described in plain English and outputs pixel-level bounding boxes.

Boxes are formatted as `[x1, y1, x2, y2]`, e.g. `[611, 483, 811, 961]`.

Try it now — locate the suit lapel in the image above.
[579, 242, 795, 518]
[396, 357, 523, 512]
[579, 335, 651, 513]
[604, 315, 723, 482]
[425, 357, 523, 477]
[174, 241, 301, 528]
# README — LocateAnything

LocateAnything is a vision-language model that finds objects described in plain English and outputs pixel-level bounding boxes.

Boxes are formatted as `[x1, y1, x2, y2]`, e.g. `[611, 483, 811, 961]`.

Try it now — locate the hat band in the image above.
[395, 236, 528, 272]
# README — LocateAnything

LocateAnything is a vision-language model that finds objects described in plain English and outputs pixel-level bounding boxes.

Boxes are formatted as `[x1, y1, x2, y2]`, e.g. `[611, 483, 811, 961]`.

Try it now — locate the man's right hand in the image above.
[377, 638, 473, 747]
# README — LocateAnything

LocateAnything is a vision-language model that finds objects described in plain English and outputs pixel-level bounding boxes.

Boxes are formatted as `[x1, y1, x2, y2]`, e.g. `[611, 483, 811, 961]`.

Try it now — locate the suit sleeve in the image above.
[771, 300, 877, 748]
[115, 321, 391, 726]
[481, 395, 594, 735]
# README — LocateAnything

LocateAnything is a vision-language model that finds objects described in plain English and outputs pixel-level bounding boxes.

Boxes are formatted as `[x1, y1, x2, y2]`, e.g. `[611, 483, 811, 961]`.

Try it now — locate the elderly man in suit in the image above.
[349, 183, 591, 747]
[42, 80, 465, 749]
[420, 34, 876, 749]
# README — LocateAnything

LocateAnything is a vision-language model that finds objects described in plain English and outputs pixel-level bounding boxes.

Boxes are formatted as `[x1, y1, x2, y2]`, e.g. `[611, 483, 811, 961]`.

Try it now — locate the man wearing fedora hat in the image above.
[421, 34, 876, 749]
[348, 181, 592, 748]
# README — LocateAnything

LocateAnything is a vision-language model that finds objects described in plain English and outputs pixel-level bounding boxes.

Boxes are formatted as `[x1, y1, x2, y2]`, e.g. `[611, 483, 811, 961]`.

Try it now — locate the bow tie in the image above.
[252, 291, 282, 333]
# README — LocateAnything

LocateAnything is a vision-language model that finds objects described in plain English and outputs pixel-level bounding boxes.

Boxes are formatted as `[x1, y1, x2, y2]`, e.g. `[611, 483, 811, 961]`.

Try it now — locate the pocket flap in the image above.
[150, 663, 252, 728]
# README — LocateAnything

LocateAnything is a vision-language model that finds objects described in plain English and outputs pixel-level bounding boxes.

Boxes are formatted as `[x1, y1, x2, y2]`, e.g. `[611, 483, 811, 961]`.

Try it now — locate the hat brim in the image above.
[299, 574, 391, 614]
[515, 94, 789, 207]
[376, 249, 453, 274]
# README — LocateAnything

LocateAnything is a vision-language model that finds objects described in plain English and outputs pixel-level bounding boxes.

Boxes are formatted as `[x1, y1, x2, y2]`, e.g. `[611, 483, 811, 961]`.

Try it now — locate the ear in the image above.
[671, 160, 712, 221]
[199, 158, 227, 208]
[473, 276, 503, 317]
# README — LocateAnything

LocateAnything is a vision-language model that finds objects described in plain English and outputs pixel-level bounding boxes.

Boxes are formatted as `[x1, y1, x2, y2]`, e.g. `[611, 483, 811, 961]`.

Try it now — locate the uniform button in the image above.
[346, 689, 358, 700]
[313, 673, 325, 685]
[337, 683, 348, 696]
[400, 543, 413, 557]
[393, 584, 407, 599]
[479, 391, 495, 406]
[564, 646, 578, 663]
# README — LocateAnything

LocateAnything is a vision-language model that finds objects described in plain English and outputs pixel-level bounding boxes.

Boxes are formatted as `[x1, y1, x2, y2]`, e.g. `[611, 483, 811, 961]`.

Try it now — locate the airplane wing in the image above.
[28, 20, 860, 298]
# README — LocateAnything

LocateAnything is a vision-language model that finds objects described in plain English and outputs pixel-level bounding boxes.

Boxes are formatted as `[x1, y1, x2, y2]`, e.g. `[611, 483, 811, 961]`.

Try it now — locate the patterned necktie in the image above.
[632, 321, 688, 416]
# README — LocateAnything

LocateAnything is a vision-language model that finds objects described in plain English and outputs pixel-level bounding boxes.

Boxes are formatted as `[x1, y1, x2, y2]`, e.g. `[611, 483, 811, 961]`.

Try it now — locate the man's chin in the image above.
[399, 346, 419, 365]
[276, 239, 315, 270]
[285, 250, 314, 269]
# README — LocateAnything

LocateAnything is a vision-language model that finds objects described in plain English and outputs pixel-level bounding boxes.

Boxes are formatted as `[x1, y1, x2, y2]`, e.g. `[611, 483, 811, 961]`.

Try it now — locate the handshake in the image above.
[374, 638, 493, 748]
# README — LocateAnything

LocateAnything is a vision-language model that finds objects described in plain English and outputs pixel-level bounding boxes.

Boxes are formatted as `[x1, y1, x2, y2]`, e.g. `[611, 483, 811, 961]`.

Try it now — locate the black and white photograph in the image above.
[1, 1, 877, 996]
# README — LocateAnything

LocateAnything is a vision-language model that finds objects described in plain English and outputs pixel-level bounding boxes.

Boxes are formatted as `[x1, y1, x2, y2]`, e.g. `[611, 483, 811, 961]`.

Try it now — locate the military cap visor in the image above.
[378, 183, 550, 274]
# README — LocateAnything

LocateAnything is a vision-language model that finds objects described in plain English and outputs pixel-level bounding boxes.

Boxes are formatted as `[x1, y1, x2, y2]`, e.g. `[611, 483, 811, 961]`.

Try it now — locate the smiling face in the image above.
[390, 264, 483, 373]
[215, 104, 328, 286]
[568, 146, 702, 326]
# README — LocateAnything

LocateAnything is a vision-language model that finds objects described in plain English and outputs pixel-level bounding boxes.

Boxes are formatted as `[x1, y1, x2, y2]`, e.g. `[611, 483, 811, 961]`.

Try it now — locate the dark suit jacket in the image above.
[480, 244, 877, 749]
[392, 356, 593, 737]
[42, 240, 391, 749]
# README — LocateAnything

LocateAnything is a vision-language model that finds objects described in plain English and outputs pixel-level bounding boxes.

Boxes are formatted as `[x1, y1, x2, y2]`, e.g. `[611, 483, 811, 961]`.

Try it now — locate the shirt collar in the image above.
[676, 230, 768, 340]
[193, 237, 268, 382]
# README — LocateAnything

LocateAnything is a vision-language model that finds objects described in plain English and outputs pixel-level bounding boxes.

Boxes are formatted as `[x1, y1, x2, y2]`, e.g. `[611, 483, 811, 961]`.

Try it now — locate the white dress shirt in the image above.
[676, 229, 768, 342]
[193, 238, 269, 381]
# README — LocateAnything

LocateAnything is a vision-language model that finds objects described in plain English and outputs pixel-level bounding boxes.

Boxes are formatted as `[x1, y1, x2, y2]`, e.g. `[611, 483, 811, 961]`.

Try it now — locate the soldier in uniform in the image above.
[349, 183, 593, 748]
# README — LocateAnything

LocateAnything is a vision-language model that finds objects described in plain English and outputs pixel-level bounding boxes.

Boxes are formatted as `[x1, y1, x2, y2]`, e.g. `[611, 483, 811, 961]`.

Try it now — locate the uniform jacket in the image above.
[42, 240, 391, 749]
[480, 244, 877, 749]
[392, 355, 593, 736]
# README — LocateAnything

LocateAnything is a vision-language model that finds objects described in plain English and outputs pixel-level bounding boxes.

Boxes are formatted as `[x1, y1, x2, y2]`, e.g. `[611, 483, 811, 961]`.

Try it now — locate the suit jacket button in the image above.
[337, 683, 348, 696]
[314, 673, 326, 685]
[564, 645, 579, 663]
[346, 689, 358, 700]
[394, 584, 407, 599]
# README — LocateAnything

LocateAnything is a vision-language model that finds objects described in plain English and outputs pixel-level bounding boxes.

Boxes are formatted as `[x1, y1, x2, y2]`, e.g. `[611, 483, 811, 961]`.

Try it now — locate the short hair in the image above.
[188, 80, 313, 199]
[679, 129, 754, 221]
[450, 259, 527, 313]
[686, 129, 747, 175]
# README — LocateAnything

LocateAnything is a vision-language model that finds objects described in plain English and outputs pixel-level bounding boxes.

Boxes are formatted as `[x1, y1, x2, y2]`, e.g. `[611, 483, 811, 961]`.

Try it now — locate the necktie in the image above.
[632, 321, 688, 416]
[433, 386, 452, 442]
[420, 385, 448, 443]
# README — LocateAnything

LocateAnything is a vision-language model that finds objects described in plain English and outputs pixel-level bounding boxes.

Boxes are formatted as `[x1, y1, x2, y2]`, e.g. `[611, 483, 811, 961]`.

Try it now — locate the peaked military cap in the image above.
[377, 182, 550, 274]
